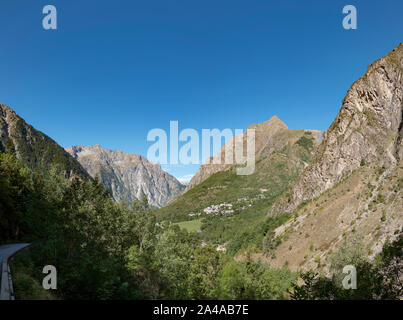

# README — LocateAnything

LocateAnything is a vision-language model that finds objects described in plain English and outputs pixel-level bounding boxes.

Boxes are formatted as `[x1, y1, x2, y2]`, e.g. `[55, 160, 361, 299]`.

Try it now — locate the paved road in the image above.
[0, 244, 31, 262]
[0, 243, 31, 300]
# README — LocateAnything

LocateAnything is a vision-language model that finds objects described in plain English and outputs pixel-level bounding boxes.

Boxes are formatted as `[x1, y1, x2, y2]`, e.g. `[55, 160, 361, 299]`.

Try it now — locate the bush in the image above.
[291, 235, 403, 300]
[10, 253, 54, 300]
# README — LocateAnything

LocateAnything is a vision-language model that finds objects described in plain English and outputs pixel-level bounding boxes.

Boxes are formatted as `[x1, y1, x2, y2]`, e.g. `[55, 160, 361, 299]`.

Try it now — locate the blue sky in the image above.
[0, 0, 402, 181]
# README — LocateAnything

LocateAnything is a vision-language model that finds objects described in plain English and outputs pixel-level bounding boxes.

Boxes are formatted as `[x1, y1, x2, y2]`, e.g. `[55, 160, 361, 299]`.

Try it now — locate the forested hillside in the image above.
[0, 148, 298, 299]
[1, 143, 401, 300]
[0, 104, 90, 179]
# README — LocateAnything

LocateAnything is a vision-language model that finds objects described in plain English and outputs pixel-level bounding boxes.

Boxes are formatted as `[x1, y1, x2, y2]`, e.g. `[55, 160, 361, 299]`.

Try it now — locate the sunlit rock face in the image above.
[66, 145, 185, 208]
[271, 44, 403, 216]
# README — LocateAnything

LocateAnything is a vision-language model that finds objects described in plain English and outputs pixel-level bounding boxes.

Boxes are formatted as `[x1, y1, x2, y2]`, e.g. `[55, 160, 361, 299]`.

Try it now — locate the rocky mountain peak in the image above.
[66, 145, 185, 208]
[247, 115, 288, 131]
[185, 116, 312, 191]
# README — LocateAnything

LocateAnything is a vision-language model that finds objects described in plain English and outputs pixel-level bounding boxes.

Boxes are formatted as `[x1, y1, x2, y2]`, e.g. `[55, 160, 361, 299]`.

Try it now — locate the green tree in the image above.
[217, 261, 246, 299]
[188, 245, 222, 299]
[255, 268, 295, 299]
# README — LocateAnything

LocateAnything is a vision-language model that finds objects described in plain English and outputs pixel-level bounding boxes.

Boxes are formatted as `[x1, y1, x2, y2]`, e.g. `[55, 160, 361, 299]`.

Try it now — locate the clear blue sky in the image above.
[0, 0, 402, 181]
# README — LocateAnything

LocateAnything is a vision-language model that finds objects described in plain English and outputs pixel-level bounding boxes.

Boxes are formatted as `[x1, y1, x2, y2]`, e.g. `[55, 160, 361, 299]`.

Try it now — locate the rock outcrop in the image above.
[66, 145, 185, 208]
[271, 43, 403, 216]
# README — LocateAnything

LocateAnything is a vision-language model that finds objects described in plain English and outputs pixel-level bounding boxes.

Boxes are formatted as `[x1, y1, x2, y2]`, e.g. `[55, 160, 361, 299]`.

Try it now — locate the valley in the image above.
[0, 43, 402, 300]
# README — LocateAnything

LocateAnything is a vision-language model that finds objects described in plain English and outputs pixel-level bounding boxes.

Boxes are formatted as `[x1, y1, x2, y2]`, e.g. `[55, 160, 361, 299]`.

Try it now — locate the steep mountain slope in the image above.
[66, 145, 185, 208]
[255, 161, 402, 272]
[271, 43, 403, 216]
[159, 116, 322, 227]
[257, 44, 403, 271]
[185, 116, 292, 190]
[0, 104, 90, 179]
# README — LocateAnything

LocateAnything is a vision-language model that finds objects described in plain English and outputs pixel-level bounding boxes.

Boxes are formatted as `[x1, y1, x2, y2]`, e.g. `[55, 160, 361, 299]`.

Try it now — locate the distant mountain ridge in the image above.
[0, 104, 90, 179]
[66, 145, 185, 208]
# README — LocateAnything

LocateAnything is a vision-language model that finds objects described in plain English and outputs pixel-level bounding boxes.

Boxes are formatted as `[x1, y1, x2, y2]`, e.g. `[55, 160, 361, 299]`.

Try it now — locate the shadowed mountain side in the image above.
[0, 104, 90, 179]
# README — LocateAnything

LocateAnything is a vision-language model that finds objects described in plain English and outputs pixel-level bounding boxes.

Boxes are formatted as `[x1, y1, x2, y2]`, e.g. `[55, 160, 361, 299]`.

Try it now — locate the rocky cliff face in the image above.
[0, 104, 90, 179]
[66, 145, 185, 208]
[271, 43, 403, 216]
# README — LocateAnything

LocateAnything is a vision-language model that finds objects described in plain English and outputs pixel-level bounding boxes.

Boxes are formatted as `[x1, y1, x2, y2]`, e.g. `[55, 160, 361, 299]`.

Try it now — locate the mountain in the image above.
[159, 116, 323, 238]
[271, 43, 403, 216]
[259, 43, 403, 271]
[0, 104, 90, 179]
[185, 116, 297, 190]
[159, 44, 403, 266]
[66, 145, 185, 208]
